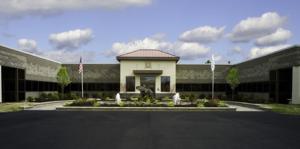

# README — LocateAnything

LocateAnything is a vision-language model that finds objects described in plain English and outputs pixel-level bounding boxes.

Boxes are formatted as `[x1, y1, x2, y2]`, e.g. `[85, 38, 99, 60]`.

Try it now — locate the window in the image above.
[126, 76, 135, 92]
[161, 76, 170, 92]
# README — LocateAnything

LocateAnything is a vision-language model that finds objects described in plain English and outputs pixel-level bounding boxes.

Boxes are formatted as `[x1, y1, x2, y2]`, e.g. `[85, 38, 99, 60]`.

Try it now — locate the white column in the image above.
[0, 65, 2, 103]
[292, 66, 300, 104]
[155, 75, 161, 93]
[135, 75, 140, 93]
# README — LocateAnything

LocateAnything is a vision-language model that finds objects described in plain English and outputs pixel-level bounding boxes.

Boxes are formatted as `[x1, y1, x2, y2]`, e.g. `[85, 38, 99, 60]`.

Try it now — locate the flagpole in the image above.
[211, 54, 215, 100]
[81, 68, 83, 98]
[212, 70, 214, 100]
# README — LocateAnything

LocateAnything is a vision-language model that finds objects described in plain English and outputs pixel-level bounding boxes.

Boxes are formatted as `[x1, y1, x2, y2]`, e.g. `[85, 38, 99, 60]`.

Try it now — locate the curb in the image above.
[56, 106, 237, 112]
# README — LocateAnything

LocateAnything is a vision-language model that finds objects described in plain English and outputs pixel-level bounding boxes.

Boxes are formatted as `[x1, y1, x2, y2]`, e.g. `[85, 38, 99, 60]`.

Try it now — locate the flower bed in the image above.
[65, 98, 227, 108]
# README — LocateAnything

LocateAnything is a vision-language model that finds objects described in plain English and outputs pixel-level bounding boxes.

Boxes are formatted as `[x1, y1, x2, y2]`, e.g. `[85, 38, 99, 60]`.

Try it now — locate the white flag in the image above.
[211, 54, 215, 71]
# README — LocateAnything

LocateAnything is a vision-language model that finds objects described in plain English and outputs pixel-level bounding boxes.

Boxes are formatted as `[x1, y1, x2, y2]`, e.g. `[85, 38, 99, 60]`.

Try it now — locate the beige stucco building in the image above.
[117, 49, 179, 98]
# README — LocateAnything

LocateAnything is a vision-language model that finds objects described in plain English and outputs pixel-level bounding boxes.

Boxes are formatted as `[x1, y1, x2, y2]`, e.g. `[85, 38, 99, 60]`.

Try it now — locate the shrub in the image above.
[189, 94, 196, 104]
[32, 92, 70, 102]
[134, 101, 143, 107]
[34, 93, 50, 102]
[180, 94, 185, 99]
[204, 99, 220, 107]
[96, 92, 102, 99]
[27, 96, 35, 102]
[218, 101, 227, 107]
[235, 94, 243, 101]
[167, 101, 174, 107]
[39, 93, 48, 101]
[105, 96, 111, 101]
[162, 96, 171, 101]
[101, 92, 107, 100]
[93, 102, 100, 107]
[69, 93, 79, 100]
[196, 100, 204, 107]
[67, 98, 97, 106]
[130, 96, 139, 101]
[118, 101, 124, 107]
[48, 93, 59, 101]
[61, 93, 79, 100]
[217, 94, 224, 100]
[199, 94, 206, 99]
[137, 95, 154, 103]
[92, 93, 98, 98]
[206, 94, 212, 99]
[180, 94, 190, 100]
[101, 92, 114, 100]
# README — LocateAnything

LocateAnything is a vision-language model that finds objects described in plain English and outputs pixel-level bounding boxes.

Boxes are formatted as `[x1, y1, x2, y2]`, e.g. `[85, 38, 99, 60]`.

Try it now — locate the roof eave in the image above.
[117, 56, 180, 62]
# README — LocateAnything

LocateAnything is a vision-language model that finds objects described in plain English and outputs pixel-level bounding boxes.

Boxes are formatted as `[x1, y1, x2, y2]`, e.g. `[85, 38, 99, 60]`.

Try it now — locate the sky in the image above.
[0, 0, 299, 64]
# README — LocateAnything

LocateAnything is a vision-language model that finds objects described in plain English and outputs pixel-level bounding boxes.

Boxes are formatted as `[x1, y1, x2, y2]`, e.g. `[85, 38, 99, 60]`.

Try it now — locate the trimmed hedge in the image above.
[67, 98, 97, 106]
[27, 92, 79, 102]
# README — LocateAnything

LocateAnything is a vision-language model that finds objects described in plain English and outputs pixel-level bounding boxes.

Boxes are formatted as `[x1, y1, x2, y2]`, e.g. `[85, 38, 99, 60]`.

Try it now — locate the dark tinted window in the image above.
[161, 76, 170, 92]
[126, 76, 135, 92]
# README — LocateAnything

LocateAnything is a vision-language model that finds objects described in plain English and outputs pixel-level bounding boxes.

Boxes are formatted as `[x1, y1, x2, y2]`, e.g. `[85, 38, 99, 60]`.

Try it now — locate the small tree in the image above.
[226, 68, 240, 100]
[56, 67, 71, 100]
[205, 60, 211, 64]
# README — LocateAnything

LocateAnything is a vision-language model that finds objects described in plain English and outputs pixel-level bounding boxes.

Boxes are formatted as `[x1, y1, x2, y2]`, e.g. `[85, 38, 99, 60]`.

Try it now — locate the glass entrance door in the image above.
[140, 75, 156, 93]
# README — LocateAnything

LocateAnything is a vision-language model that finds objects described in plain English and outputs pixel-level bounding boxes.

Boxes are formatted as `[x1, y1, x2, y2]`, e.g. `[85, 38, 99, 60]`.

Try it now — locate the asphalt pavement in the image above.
[0, 111, 299, 149]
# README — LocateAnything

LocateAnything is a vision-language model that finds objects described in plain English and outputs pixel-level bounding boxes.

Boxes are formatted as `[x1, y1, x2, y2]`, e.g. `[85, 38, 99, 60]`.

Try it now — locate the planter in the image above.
[57, 106, 236, 111]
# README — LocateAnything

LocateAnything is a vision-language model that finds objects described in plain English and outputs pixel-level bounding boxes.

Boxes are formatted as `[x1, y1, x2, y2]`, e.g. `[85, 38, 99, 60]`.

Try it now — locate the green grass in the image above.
[262, 104, 300, 115]
[0, 102, 33, 112]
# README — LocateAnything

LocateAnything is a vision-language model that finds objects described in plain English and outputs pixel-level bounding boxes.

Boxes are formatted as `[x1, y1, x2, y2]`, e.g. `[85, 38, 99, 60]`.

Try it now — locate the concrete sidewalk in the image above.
[225, 101, 264, 112]
[26, 100, 72, 110]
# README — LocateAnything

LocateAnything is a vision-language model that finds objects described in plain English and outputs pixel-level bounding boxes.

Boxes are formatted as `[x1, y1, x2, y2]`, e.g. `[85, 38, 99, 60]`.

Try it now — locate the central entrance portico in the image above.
[117, 49, 179, 98]
[140, 75, 156, 93]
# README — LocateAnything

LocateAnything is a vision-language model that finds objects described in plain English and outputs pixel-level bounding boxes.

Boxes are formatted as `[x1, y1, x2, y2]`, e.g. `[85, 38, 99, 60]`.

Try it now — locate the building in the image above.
[0, 44, 299, 104]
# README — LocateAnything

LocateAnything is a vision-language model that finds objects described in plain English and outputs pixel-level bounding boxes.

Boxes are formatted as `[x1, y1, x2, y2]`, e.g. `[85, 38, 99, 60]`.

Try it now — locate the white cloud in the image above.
[213, 54, 223, 63]
[232, 46, 242, 53]
[107, 35, 211, 60]
[108, 37, 173, 56]
[250, 44, 290, 58]
[17, 38, 39, 54]
[42, 49, 96, 63]
[255, 28, 292, 47]
[179, 26, 225, 43]
[228, 12, 286, 42]
[0, 0, 151, 18]
[49, 28, 93, 50]
[173, 42, 210, 59]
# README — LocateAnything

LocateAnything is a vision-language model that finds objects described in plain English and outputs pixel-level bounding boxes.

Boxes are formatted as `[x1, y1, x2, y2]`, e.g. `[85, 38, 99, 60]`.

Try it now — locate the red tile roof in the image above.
[116, 49, 179, 61]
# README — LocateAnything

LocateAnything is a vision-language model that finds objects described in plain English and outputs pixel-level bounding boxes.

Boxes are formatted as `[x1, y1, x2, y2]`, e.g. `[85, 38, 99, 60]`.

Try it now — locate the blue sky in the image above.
[0, 0, 299, 64]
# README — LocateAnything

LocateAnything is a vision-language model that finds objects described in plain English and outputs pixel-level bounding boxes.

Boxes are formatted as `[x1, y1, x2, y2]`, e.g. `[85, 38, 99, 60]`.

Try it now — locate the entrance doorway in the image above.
[140, 75, 156, 93]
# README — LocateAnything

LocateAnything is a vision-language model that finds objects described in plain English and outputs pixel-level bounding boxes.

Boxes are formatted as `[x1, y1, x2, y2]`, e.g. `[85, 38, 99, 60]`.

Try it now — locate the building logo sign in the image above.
[145, 62, 151, 68]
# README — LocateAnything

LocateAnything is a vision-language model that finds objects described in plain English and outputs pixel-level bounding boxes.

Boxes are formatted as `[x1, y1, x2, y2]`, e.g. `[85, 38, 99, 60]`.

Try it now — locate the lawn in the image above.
[261, 104, 300, 115]
[0, 102, 33, 112]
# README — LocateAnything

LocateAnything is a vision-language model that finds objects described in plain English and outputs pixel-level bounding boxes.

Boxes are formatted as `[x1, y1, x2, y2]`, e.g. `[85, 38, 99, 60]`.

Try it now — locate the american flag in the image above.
[78, 57, 83, 74]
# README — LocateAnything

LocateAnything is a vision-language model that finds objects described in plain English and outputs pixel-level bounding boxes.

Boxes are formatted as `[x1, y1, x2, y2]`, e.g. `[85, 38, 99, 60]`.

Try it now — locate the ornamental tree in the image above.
[226, 68, 240, 100]
[56, 67, 71, 99]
